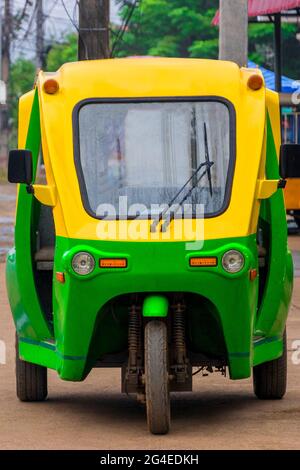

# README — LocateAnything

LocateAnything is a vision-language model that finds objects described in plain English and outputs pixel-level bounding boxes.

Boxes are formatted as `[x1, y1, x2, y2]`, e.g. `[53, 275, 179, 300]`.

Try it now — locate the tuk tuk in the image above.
[6, 58, 300, 435]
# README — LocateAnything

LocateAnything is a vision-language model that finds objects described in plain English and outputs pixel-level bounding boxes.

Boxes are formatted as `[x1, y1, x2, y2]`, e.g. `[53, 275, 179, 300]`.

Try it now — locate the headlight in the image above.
[72, 252, 95, 275]
[222, 250, 244, 274]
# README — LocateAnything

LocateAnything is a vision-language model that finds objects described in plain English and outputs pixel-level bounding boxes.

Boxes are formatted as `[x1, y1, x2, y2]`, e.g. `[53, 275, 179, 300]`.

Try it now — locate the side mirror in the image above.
[8, 149, 33, 184]
[280, 144, 300, 179]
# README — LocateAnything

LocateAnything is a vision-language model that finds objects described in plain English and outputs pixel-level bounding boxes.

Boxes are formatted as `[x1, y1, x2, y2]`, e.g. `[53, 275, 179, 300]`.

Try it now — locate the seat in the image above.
[258, 245, 267, 268]
[35, 206, 55, 271]
[35, 246, 54, 271]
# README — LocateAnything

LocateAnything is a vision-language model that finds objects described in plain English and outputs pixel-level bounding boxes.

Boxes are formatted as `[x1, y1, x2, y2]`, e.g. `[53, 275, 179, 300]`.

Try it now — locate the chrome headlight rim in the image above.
[222, 249, 245, 274]
[71, 251, 95, 276]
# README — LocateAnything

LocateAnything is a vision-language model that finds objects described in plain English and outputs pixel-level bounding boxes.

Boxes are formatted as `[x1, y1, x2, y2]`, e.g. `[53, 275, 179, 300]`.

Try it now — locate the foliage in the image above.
[114, 0, 300, 78]
[46, 34, 77, 71]
[248, 22, 300, 77]
[113, 0, 219, 59]
[43, 2, 300, 79]
[8, 59, 36, 147]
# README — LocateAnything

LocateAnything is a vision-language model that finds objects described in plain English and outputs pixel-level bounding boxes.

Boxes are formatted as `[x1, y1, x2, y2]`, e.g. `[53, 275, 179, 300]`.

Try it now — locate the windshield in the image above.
[76, 100, 233, 218]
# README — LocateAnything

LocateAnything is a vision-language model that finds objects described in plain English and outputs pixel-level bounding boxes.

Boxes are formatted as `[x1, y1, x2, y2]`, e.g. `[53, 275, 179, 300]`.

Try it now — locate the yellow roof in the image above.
[39, 57, 259, 100]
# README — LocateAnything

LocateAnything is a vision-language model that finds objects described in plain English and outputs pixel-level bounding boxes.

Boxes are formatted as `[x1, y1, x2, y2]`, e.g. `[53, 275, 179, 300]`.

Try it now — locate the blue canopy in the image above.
[248, 60, 298, 94]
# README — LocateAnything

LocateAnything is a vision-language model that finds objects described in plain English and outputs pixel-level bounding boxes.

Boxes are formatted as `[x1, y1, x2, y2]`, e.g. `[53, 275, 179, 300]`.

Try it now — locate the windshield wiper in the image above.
[150, 160, 212, 232]
[151, 107, 199, 232]
[204, 122, 213, 198]
[150, 116, 214, 233]
[160, 163, 213, 232]
[160, 121, 215, 232]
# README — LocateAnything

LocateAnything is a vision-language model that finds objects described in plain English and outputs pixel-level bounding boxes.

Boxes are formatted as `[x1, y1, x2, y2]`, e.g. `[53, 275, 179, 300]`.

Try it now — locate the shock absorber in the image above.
[173, 300, 187, 383]
[128, 303, 142, 384]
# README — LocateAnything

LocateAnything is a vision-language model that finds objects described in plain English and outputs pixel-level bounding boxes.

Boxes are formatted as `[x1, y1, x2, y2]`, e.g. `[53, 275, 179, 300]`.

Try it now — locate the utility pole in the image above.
[36, 0, 45, 69]
[2, 0, 10, 84]
[219, 0, 248, 67]
[0, 0, 11, 161]
[78, 0, 110, 60]
[274, 14, 282, 92]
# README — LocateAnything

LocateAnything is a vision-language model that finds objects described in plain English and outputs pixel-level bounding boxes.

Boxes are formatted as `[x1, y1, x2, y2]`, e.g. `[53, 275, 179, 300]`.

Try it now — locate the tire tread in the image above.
[253, 331, 287, 400]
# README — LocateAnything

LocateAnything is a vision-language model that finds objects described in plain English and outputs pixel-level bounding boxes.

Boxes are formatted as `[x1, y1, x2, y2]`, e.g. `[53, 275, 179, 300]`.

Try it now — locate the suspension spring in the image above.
[173, 302, 186, 366]
[128, 304, 141, 370]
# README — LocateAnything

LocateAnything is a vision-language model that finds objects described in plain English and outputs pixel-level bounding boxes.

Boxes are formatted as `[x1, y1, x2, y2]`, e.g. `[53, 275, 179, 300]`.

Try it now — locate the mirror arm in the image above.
[278, 179, 287, 189]
[26, 184, 35, 194]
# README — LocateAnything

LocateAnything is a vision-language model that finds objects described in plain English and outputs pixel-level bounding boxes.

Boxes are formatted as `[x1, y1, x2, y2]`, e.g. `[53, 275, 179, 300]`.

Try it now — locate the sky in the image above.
[8, 0, 121, 61]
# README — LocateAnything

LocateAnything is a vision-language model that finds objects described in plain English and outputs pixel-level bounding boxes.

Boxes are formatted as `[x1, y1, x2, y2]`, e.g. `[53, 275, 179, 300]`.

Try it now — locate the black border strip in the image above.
[72, 96, 236, 220]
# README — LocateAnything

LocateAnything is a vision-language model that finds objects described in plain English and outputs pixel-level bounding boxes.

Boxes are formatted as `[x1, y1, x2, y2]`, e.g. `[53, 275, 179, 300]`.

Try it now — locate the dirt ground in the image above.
[0, 182, 300, 450]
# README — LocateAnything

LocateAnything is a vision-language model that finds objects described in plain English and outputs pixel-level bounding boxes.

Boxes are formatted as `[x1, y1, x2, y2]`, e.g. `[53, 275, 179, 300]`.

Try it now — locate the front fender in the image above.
[142, 295, 169, 318]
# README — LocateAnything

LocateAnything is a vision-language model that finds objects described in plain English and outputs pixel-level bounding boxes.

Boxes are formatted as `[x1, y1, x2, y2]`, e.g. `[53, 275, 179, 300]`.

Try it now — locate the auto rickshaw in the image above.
[6, 58, 300, 435]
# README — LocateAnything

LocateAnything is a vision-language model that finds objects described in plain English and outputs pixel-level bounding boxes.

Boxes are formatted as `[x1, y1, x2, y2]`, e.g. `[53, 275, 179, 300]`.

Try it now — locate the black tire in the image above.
[16, 334, 48, 402]
[144, 320, 170, 434]
[253, 330, 287, 400]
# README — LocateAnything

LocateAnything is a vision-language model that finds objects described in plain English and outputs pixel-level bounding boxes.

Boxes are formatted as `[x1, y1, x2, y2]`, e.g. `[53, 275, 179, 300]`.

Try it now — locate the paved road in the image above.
[1, 184, 300, 449]
[0, 184, 15, 261]
[1, 264, 300, 449]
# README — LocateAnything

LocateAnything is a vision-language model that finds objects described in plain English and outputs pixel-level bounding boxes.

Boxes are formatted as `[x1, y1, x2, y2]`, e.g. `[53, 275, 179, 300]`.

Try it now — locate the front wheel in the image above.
[16, 334, 48, 402]
[144, 320, 170, 434]
[253, 330, 287, 400]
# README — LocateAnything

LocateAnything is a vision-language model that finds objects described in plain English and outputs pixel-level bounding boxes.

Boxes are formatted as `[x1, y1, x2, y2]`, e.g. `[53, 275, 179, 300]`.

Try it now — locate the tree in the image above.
[46, 34, 78, 71]
[248, 22, 299, 78]
[37, 2, 300, 80]
[113, 0, 219, 59]
[114, 0, 300, 78]
[8, 59, 36, 146]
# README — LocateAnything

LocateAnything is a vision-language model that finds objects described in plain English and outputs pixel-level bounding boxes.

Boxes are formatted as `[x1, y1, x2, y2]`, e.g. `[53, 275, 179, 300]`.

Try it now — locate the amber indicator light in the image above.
[249, 269, 258, 281]
[100, 258, 127, 268]
[189, 257, 218, 267]
[56, 272, 65, 283]
[44, 79, 59, 94]
[247, 74, 263, 91]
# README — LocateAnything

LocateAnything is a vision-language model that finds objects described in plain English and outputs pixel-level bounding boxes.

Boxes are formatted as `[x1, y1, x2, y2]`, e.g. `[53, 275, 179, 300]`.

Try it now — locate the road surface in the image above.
[0, 184, 300, 450]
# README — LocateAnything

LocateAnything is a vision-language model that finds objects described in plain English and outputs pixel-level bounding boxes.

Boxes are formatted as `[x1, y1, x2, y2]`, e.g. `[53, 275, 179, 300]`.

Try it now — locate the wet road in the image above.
[0, 183, 300, 449]
[0, 184, 15, 261]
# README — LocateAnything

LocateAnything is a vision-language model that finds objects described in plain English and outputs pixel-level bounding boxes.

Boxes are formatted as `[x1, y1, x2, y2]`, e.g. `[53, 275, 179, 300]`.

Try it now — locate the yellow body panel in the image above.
[35, 58, 270, 241]
[266, 89, 281, 156]
[16, 90, 36, 206]
[32, 184, 57, 206]
[18, 90, 35, 149]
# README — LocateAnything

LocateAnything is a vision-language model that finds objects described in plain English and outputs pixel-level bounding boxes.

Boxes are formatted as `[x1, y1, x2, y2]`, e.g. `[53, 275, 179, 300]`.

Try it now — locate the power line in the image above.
[36, 0, 44, 68]
[14, 0, 33, 32]
[61, 0, 89, 59]
[111, 0, 140, 57]
[22, 2, 38, 39]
